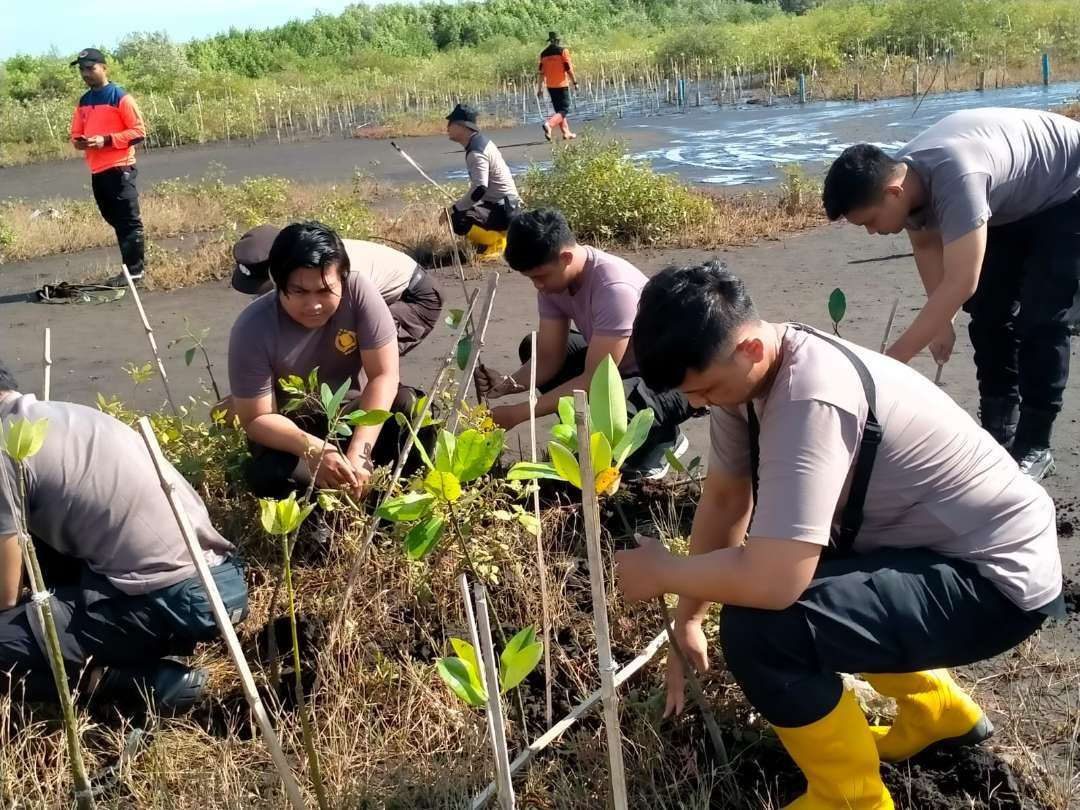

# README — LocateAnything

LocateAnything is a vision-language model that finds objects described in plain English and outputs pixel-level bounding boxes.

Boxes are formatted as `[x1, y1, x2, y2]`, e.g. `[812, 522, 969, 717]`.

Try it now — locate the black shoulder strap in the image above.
[745, 325, 882, 555]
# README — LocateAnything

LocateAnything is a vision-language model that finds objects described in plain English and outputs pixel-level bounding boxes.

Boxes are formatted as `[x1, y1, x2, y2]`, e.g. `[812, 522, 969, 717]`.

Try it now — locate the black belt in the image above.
[747, 324, 882, 555]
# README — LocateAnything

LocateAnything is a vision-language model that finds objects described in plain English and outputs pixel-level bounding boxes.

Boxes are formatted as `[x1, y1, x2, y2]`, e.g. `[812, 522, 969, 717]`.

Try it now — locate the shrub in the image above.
[522, 139, 712, 245]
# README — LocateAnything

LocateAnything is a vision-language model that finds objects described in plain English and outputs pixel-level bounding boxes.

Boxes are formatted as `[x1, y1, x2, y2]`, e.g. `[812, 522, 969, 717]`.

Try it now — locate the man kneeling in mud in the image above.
[228, 221, 420, 501]
[615, 262, 1062, 809]
[0, 361, 246, 713]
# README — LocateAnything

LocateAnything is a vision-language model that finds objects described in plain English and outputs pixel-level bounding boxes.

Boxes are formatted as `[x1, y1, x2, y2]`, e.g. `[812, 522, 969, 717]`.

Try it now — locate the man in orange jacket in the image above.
[69, 48, 147, 286]
[537, 32, 578, 142]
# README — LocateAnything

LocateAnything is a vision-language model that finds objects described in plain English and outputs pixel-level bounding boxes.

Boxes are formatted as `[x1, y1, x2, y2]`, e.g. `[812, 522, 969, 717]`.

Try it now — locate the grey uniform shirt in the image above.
[537, 246, 646, 374]
[453, 133, 520, 211]
[228, 272, 397, 401]
[708, 326, 1061, 612]
[898, 107, 1080, 244]
[0, 394, 233, 595]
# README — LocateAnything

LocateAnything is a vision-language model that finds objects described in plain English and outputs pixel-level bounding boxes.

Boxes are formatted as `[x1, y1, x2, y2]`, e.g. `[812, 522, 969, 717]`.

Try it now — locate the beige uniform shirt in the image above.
[342, 239, 418, 304]
[708, 325, 1061, 612]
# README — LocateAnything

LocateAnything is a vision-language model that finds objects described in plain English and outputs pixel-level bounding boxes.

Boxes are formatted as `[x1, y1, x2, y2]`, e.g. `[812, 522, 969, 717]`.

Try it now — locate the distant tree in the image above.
[116, 32, 196, 91]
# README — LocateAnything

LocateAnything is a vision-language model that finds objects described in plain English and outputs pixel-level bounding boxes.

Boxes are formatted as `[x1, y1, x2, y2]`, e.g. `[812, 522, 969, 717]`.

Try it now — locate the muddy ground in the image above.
[1, 223, 1078, 807]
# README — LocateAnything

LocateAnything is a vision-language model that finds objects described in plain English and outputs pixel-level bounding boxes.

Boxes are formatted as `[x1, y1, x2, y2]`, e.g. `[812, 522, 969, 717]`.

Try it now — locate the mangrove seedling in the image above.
[437, 626, 543, 707]
[375, 424, 505, 561]
[259, 492, 328, 810]
[506, 355, 654, 493]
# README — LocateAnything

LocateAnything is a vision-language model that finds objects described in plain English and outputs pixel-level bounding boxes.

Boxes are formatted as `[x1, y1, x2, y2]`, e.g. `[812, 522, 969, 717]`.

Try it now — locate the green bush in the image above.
[523, 138, 712, 244]
[305, 190, 376, 239]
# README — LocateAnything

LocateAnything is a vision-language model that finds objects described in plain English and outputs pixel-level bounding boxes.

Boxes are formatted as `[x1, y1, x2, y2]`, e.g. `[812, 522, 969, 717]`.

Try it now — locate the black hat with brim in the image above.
[446, 103, 480, 131]
[231, 224, 281, 295]
[70, 48, 106, 67]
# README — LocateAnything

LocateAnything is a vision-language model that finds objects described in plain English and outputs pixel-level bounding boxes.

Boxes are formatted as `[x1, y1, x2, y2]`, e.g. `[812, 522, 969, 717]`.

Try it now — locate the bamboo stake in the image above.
[880, 297, 900, 353]
[447, 273, 498, 433]
[459, 574, 500, 771]
[136, 418, 307, 810]
[122, 265, 179, 417]
[573, 389, 629, 810]
[473, 582, 516, 809]
[472, 630, 667, 809]
[528, 332, 553, 729]
[42, 328, 51, 402]
[326, 289, 481, 649]
[390, 141, 455, 202]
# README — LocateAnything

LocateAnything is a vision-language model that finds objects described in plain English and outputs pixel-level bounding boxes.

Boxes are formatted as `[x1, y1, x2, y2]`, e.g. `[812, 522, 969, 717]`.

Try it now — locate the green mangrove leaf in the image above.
[376, 491, 436, 522]
[437, 656, 487, 707]
[613, 408, 655, 468]
[404, 515, 446, 560]
[1, 418, 49, 463]
[452, 429, 505, 482]
[423, 470, 462, 503]
[499, 626, 543, 693]
[548, 441, 581, 489]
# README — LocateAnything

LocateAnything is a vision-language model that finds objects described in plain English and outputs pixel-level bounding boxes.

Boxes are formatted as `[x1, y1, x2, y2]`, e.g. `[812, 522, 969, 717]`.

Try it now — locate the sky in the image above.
[1, 0, 387, 60]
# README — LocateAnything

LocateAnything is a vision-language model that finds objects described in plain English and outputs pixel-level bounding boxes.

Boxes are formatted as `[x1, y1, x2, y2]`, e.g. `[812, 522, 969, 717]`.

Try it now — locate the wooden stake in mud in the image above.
[447, 272, 498, 433]
[573, 389, 629, 810]
[471, 630, 668, 809]
[326, 290, 481, 649]
[389, 140, 455, 202]
[473, 581, 516, 810]
[42, 328, 51, 402]
[880, 297, 900, 354]
[122, 265, 179, 417]
[136, 418, 307, 810]
[459, 575, 500, 775]
[528, 332, 554, 729]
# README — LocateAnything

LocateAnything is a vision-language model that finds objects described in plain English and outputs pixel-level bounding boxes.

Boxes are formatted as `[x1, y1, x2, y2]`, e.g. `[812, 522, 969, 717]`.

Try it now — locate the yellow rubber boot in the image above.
[773, 690, 894, 810]
[862, 669, 992, 762]
[465, 225, 508, 258]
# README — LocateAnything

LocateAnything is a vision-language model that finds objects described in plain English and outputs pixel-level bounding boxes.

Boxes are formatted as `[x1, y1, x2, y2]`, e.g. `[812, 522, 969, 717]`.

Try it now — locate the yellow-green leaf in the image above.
[423, 470, 462, 503]
[589, 355, 627, 447]
[591, 432, 612, 473]
[1, 418, 49, 462]
[437, 656, 487, 707]
[548, 441, 581, 489]
[258, 492, 316, 536]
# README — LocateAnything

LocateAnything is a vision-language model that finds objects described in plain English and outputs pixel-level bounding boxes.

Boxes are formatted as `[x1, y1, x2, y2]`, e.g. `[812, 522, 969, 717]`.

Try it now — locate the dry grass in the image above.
[0, 175, 383, 265]
[2, 427, 1073, 810]
[1057, 101, 1080, 122]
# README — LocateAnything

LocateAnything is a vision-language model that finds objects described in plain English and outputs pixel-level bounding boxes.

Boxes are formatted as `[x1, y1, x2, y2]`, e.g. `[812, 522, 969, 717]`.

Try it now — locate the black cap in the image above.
[446, 103, 480, 132]
[231, 224, 281, 295]
[70, 48, 106, 67]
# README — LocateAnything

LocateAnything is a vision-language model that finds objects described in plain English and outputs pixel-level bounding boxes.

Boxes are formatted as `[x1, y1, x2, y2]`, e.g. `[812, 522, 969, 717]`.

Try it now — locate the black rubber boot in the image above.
[977, 397, 1019, 449]
[96, 660, 208, 715]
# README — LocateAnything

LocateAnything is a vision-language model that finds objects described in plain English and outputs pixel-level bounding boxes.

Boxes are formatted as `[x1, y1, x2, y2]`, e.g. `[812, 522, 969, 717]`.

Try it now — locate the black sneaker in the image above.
[624, 431, 690, 481]
[96, 660, 208, 715]
[104, 269, 143, 288]
[1014, 447, 1056, 481]
[542, 122, 552, 142]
